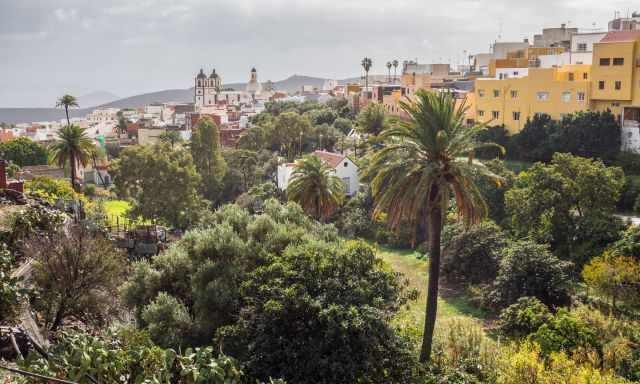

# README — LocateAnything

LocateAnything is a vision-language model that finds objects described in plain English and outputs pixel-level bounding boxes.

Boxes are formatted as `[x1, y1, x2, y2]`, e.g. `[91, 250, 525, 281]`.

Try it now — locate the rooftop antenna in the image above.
[498, 21, 503, 41]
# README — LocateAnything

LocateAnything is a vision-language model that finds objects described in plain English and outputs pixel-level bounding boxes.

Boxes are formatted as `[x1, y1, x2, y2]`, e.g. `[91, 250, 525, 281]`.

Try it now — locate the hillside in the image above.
[0, 75, 341, 124]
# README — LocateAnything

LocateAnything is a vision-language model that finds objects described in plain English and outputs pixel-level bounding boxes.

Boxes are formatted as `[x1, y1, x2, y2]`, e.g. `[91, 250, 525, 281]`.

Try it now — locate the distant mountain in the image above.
[0, 74, 347, 124]
[77, 91, 120, 108]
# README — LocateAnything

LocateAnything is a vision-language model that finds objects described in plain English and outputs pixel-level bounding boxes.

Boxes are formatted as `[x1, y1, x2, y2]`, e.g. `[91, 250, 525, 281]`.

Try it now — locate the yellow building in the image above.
[590, 31, 640, 115]
[474, 65, 591, 133]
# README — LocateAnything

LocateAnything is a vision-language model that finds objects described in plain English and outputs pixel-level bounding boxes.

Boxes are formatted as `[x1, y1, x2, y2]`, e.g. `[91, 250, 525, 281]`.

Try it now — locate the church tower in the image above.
[194, 69, 207, 107]
[195, 68, 222, 107]
[245, 67, 262, 97]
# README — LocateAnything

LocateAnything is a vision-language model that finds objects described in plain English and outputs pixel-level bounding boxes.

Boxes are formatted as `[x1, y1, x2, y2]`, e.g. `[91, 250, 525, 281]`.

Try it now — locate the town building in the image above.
[590, 31, 640, 151]
[277, 150, 360, 196]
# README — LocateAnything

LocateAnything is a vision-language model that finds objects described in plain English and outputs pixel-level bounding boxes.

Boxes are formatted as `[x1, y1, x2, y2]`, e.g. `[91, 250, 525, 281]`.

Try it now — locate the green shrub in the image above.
[141, 292, 194, 349]
[83, 183, 96, 197]
[498, 297, 552, 338]
[441, 221, 507, 284]
[529, 309, 599, 356]
[432, 317, 498, 382]
[486, 240, 572, 309]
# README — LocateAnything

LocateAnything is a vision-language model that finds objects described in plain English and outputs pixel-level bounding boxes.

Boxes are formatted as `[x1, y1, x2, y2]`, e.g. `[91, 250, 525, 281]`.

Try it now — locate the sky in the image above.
[0, 0, 638, 107]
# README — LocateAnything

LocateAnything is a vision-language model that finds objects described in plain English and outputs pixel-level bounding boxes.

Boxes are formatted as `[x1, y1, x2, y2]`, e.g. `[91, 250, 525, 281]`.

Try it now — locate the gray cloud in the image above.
[0, 0, 636, 107]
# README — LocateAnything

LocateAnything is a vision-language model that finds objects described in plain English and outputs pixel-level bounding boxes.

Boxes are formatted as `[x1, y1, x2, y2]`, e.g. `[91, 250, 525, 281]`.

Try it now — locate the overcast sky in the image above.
[0, 0, 637, 107]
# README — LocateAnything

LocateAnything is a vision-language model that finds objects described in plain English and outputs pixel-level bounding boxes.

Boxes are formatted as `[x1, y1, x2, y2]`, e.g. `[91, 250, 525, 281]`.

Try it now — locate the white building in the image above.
[277, 150, 360, 196]
[87, 108, 119, 122]
[495, 68, 529, 79]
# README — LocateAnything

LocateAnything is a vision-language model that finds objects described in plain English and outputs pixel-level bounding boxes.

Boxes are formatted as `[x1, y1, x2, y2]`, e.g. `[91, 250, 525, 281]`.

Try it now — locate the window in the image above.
[577, 92, 585, 101]
[493, 89, 500, 97]
[478, 110, 485, 117]
[536, 92, 550, 101]
[561, 91, 571, 102]
[478, 89, 485, 97]
[612, 102, 620, 107]
[513, 71, 519, 76]
[577, 43, 587, 52]
[568, 73, 574, 81]
[512, 111, 520, 121]
[613, 58, 624, 66]
[511, 90, 518, 98]
[598, 81, 605, 90]
[583, 72, 588, 80]
[342, 177, 351, 194]
[615, 81, 622, 90]
[600, 58, 611, 66]
[492, 111, 500, 119]
[343, 161, 348, 167]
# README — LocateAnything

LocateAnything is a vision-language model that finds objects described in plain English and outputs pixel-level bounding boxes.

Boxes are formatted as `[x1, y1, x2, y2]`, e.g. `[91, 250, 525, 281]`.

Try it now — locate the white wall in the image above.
[495, 68, 529, 79]
[277, 164, 294, 191]
[332, 157, 360, 196]
[538, 52, 571, 68]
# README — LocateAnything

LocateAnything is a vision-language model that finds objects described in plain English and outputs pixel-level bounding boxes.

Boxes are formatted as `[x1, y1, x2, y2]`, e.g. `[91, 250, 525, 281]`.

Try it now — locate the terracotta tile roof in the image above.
[599, 31, 640, 43]
[313, 150, 346, 168]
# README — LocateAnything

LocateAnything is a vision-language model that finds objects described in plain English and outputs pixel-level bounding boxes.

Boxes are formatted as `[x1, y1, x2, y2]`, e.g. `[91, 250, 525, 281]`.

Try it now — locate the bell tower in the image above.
[194, 68, 206, 107]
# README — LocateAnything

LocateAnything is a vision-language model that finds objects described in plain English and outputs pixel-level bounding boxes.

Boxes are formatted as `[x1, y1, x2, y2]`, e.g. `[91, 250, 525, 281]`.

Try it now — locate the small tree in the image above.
[109, 143, 204, 228]
[26, 225, 127, 331]
[191, 117, 227, 202]
[356, 103, 388, 136]
[487, 240, 572, 309]
[583, 252, 640, 309]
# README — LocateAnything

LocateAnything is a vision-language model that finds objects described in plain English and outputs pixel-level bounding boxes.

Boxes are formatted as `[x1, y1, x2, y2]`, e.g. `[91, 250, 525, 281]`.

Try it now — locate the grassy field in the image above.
[102, 199, 148, 227]
[373, 244, 489, 336]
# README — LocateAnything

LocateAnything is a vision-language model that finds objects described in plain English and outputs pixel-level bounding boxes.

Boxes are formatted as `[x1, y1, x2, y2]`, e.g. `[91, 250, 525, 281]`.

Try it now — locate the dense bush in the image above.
[617, 176, 640, 212]
[0, 136, 48, 166]
[25, 176, 79, 202]
[441, 221, 507, 284]
[218, 240, 417, 384]
[486, 240, 572, 309]
[123, 201, 418, 383]
[499, 297, 552, 339]
[472, 159, 516, 225]
[529, 309, 599, 356]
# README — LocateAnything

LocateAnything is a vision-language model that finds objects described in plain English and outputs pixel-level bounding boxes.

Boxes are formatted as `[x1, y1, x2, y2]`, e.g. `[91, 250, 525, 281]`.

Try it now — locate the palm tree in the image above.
[392, 59, 399, 82]
[361, 57, 372, 93]
[386, 61, 392, 82]
[364, 90, 502, 362]
[55, 94, 79, 127]
[50, 125, 94, 192]
[287, 155, 345, 220]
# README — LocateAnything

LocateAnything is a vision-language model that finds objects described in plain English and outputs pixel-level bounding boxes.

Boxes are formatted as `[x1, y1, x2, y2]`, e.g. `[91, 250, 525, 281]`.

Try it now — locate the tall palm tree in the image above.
[392, 59, 399, 82]
[364, 90, 502, 362]
[287, 155, 345, 220]
[55, 94, 79, 127]
[361, 57, 372, 93]
[50, 125, 94, 192]
[386, 61, 392, 82]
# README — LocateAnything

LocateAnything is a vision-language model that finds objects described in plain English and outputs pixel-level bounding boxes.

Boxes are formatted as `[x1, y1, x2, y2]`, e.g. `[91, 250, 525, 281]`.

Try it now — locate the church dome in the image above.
[196, 69, 206, 79]
[210, 69, 218, 79]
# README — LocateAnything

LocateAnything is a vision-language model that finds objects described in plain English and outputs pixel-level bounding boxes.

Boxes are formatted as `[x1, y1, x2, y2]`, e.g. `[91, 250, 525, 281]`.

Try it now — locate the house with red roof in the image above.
[277, 150, 360, 196]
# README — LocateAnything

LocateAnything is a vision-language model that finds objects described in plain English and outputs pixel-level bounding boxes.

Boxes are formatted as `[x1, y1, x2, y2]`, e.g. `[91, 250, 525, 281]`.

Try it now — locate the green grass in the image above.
[372, 243, 489, 335]
[102, 200, 151, 227]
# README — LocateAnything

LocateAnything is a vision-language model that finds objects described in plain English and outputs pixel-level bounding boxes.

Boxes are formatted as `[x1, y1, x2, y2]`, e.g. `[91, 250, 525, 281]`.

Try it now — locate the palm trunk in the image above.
[70, 151, 78, 192]
[65, 106, 70, 127]
[420, 189, 442, 362]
